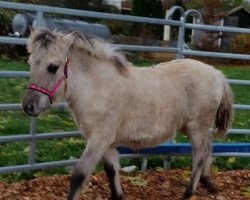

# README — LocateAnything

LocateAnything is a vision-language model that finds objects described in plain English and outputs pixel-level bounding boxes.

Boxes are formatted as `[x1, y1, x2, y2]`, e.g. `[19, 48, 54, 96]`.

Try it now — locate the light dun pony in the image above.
[22, 29, 233, 200]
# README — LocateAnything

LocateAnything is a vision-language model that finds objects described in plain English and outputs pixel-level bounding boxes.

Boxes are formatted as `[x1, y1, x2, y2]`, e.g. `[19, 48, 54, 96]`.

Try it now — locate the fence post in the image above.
[28, 117, 37, 165]
[184, 9, 204, 50]
[163, 155, 171, 170]
[165, 6, 185, 59]
[176, 16, 185, 59]
[141, 157, 148, 172]
[33, 11, 45, 28]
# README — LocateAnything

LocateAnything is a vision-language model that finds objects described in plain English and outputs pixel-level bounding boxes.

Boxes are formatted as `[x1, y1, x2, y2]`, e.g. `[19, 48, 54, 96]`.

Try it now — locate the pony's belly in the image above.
[116, 131, 176, 149]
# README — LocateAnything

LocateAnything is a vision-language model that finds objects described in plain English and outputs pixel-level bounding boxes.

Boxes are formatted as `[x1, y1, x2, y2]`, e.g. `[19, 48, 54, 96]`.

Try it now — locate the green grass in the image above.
[0, 60, 28, 71]
[0, 59, 249, 183]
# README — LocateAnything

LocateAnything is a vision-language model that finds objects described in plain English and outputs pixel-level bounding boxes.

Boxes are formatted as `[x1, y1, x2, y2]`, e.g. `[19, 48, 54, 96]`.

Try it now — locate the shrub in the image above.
[230, 33, 250, 54]
[103, 20, 133, 36]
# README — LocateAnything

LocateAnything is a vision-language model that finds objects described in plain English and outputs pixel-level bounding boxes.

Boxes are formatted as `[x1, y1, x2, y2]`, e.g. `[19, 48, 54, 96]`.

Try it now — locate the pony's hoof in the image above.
[207, 186, 218, 194]
[181, 194, 197, 200]
[200, 177, 218, 194]
[187, 194, 197, 200]
[110, 194, 123, 200]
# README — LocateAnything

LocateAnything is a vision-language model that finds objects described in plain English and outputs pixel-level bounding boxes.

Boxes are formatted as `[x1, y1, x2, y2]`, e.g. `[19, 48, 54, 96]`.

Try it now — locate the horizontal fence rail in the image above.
[0, 131, 81, 143]
[0, 102, 67, 110]
[1, 143, 249, 174]
[0, 1, 249, 173]
[1, 35, 250, 60]
[1, 128, 250, 145]
[2, 1, 250, 61]
[2, 1, 250, 34]
[0, 159, 79, 174]
[0, 1, 180, 26]
[183, 50, 250, 60]
[0, 36, 27, 45]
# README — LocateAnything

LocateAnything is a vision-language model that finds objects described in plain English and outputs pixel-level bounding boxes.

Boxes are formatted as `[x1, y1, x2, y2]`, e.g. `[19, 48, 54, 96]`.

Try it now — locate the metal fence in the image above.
[0, 1, 249, 173]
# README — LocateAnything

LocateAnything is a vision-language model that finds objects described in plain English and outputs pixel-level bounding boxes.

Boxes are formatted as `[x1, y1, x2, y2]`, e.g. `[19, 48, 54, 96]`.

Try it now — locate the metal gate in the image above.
[0, 1, 249, 173]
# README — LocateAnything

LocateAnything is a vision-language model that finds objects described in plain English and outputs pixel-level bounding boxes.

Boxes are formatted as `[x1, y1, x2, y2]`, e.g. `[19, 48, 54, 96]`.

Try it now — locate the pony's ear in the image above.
[62, 31, 78, 49]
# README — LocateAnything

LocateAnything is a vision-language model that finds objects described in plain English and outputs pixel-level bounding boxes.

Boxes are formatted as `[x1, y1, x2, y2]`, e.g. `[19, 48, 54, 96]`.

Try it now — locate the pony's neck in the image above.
[64, 51, 91, 101]
[64, 50, 119, 114]
[63, 52, 91, 126]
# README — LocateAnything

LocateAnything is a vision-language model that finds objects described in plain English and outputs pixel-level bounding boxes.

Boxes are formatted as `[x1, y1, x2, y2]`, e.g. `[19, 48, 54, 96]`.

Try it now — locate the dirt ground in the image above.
[0, 169, 249, 200]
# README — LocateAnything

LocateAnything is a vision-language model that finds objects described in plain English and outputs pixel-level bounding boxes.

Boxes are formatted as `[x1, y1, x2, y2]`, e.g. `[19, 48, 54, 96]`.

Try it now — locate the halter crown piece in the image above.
[28, 57, 70, 104]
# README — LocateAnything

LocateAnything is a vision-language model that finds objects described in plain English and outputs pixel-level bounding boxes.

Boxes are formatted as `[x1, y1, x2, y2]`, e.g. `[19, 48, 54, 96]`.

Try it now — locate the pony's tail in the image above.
[215, 77, 234, 137]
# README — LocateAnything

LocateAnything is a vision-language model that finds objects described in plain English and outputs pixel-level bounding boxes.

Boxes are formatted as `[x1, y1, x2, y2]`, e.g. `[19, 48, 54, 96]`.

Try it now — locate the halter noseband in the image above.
[27, 57, 70, 104]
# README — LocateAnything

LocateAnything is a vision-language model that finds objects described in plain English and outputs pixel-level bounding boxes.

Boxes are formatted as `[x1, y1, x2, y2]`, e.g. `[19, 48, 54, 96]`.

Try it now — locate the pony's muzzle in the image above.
[22, 90, 44, 117]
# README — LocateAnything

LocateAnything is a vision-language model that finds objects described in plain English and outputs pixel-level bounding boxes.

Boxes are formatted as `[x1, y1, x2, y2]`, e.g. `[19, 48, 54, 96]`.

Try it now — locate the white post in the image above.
[218, 18, 224, 48]
[163, 10, 171, 41]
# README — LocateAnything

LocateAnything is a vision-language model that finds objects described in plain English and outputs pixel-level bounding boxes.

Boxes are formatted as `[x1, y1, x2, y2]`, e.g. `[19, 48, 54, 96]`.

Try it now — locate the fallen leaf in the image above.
[126, 176, 148, 187]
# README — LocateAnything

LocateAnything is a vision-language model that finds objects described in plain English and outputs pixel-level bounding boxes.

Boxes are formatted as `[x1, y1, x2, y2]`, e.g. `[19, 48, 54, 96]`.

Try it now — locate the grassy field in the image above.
[0, 59, 249, 182]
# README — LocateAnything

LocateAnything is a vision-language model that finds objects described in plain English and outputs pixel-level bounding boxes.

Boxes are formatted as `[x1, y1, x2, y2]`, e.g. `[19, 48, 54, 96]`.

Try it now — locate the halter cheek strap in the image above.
[27, 57, 70, 104]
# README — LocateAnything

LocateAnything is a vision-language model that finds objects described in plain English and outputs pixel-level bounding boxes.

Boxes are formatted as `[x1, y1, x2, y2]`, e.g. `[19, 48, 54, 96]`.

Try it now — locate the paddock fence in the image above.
[0, 1, 249, 173]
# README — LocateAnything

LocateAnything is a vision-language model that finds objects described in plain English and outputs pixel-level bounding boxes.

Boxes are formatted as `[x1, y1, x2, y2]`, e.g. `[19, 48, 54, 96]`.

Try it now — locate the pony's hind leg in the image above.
[102, 147, 123, 200]
[182, 128, 211, 200]
[199, 136, 218, 193]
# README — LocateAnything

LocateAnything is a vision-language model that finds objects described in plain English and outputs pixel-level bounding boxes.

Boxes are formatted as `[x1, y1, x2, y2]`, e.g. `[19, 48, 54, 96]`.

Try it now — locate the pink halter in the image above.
[28, 57, 70, 104]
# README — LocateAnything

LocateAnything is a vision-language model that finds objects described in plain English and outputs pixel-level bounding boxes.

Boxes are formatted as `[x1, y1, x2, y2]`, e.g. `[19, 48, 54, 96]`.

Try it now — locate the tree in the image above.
[243, 0, 250, 10]
[171, 0, 190, 41]
[132, 0, 163, 18]
[221, 0, 243, 11]
[63, 0, 91, 10]
[187, 0, 243, 11]
[63, 0, 118, 13]
[7, 0, 62, 6]
[186, 0, 205, 9]
[199, 0, 224, 51]
[161, 0, 177, 10]
[173, 0, 186, 20]
[132, 0, 164, 39]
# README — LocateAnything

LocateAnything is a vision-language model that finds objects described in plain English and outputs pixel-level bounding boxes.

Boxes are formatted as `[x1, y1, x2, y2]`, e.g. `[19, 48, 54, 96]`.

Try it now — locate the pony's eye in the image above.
[47, 64, 59, 74]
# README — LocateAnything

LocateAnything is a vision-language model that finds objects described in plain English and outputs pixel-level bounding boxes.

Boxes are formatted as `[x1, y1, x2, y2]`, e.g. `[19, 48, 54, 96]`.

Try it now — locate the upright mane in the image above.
[28, 29, 129, 75]
[27, 29, 63, 53]
[70, 31, 129, 75]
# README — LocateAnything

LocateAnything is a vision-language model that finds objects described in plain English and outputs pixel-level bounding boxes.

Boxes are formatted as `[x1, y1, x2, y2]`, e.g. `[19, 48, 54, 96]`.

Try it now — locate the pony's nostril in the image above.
[28, 104, 35, 113]
[23, 103, 35, 115]
[23, 102, 40, 117]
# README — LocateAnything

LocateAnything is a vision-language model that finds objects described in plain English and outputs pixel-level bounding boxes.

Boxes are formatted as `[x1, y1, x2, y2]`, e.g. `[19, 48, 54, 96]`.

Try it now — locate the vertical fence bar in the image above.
[29, 10, 43, 168]
[165, 6, 185, 60]
[141, 157, 148, 172]
[34, 11, 45, 28]
[28, 117, 37, 164]
[163, 155, 172, 170]
[176, 16, 185, 59]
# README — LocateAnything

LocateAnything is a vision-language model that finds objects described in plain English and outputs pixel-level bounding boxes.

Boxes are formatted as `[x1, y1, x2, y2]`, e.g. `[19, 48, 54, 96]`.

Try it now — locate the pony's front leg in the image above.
[102, 147, 123, 200]
[67, 137, 111, 200]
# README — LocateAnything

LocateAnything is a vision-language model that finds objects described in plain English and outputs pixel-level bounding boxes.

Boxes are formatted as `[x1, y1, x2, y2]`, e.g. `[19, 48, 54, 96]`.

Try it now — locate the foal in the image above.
[22, 29, 233, 200]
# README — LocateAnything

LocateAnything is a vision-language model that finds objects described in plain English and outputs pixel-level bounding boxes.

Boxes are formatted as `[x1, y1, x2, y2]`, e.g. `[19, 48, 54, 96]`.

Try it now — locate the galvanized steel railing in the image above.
[0, 1, 249, 173]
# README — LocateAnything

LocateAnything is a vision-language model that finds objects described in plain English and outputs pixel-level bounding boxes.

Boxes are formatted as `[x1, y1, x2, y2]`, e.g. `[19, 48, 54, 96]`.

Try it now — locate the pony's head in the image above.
[22, 28, 75, 116]
[22, 28, 129, 117]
